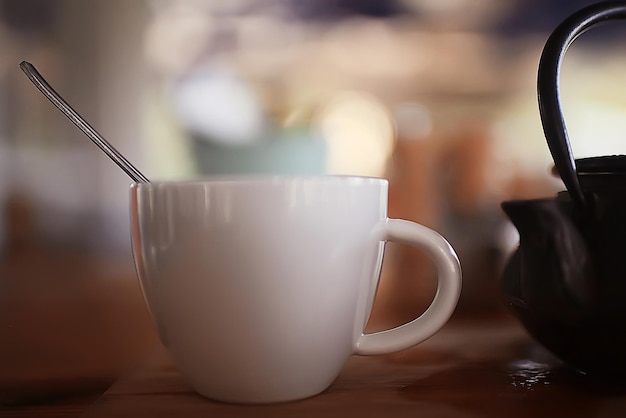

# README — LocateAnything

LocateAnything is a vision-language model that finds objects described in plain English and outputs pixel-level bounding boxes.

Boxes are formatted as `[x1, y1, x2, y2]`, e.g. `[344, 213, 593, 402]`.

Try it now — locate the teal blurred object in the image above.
[192, 129, 327, 175]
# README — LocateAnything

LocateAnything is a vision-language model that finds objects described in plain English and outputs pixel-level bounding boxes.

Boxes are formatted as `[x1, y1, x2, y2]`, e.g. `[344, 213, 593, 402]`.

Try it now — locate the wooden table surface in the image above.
[62, 316, 626, 418]
[4, 311, 626, 417]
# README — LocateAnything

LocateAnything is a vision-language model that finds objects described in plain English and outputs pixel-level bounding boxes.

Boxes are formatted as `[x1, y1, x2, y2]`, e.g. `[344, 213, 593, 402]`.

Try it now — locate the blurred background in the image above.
[3, 0, 626, 406]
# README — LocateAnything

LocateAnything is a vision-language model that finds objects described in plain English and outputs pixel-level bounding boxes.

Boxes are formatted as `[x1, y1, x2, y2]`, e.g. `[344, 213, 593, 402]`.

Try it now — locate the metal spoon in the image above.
[19, 61, 150, 183]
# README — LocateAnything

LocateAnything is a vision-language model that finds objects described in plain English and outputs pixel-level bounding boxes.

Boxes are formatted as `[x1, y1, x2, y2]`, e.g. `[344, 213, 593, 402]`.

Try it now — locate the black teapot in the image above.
[501, 1, 626, 379]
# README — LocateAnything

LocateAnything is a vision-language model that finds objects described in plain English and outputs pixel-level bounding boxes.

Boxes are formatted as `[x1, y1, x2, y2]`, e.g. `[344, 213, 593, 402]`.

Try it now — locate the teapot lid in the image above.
[551, 155, 626, 192]
[573, 155, 626, 174]
[552, 155, 626, 175]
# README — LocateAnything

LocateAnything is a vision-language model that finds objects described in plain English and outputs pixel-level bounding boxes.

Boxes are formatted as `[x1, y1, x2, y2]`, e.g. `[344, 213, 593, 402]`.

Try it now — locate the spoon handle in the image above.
[19, 61, 149, 183]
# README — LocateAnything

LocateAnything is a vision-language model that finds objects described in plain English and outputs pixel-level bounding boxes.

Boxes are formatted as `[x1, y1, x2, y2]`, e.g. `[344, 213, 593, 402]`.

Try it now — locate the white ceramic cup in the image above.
[130, 176, 461, 404]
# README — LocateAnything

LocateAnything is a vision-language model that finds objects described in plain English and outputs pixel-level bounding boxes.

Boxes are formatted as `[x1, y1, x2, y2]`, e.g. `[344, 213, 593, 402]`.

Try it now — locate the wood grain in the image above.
[81, 318, 626, 418]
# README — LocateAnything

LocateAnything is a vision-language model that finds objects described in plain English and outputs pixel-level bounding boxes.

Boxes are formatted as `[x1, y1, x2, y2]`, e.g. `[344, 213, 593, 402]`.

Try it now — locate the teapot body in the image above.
[502, 192, 626, 378]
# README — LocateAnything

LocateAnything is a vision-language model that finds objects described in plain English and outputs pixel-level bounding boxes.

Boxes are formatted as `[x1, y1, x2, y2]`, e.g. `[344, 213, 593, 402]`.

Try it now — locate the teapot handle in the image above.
[538, 1, 626, 211]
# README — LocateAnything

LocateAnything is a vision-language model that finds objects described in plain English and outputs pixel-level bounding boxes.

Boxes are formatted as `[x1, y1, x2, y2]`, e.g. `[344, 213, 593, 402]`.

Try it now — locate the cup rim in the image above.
[130, 174, 388, 189]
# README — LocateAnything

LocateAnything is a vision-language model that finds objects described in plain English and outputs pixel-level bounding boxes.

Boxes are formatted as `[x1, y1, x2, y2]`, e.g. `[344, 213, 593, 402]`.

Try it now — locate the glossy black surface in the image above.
[502, 195, 626, 378]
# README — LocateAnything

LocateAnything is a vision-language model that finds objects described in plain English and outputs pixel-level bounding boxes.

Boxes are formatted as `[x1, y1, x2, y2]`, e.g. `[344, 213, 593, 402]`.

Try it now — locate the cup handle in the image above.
[355, 219, 461, 355]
